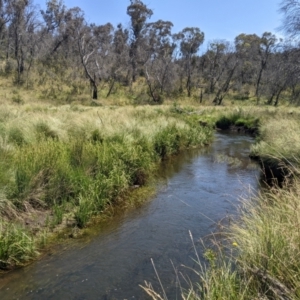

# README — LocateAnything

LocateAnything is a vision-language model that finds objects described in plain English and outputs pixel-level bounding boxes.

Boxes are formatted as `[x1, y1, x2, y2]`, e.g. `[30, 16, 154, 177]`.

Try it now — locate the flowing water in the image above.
[0, 132, 260, 299]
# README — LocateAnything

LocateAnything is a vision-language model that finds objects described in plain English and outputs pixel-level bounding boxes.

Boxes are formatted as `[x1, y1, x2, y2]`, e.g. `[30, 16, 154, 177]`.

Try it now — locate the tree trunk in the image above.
[255, 63, 265, 98]
[274, 88, 284, 107]
[130, 42, 137, 83]
[91, 74, 98, 99]
[106, 77, 115, 98]
[267, 92, 275, 105]
[92, 85, 98, 99]
[186, 74, 192, 97]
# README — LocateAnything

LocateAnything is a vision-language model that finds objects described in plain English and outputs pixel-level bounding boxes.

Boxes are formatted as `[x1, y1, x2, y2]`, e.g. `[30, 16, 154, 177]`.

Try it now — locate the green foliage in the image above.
[74, 195, 95, 228]
[153, 125, 181, 158]
[0, 222, 38, 269]
[35, 122, 58, 141]
[90, 129, 103, 143]
[51, 202, 64, 227]
[8, 127, 26, 146]
[215, 116, 232, 129]
[216, 111, 259, 130]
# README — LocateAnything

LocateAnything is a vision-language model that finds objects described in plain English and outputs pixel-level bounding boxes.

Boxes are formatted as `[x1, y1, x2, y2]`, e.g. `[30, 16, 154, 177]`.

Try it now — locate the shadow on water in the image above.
[0, 132, 261, 299]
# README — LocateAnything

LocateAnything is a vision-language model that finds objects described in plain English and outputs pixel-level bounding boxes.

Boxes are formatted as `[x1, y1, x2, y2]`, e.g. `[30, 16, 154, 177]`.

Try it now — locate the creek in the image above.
[0, 132, 261, 299]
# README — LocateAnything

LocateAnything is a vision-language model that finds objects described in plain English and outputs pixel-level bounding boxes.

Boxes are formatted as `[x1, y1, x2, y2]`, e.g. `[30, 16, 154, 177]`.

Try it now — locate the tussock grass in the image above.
[0, 102, 213, 268]
[0, 221, 38, 269]
[251, 116, 300, 162]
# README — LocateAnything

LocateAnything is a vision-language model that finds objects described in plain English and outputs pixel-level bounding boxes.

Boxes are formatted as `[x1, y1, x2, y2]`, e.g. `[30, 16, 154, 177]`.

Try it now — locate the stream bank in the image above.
[0, 132, 260, 299]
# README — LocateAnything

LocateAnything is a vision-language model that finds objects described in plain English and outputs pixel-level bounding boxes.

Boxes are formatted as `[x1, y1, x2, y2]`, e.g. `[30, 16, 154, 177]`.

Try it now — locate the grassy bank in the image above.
[0, 102, 213, 270]
[143, 106, 300, 300]
[190, 108, 300, 299]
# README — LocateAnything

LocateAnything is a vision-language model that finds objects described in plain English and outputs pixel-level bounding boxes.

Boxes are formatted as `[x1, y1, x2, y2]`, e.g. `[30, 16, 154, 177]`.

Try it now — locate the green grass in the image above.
[0, 103, 213, 268]
[0, 221, 38, 269]
[215, 110, 259, 130]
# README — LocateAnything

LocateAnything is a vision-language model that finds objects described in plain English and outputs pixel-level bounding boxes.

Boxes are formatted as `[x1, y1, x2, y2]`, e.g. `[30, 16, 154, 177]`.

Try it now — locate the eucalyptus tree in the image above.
[91, 22, 115, 96]
[174, 27, 204, 97]
[127, 0, 153, 83]
[203, 40, 229, 94]
[0, 0, 10, 56]
[280, 0, 300, 37]
[285, 47, 300, 103]
[40, 0, 81, 85]
[108, 23, 129, 95]
[234, 33, 261, 88]
[75, 21, 99, 99]
[6, 0, 40, 84]
[264, 52, 289, 106]
[254, 32, 277, 101]
[234, 32, 277, 102]
[75, 17, 116, 99]
[211, 43, 238, 105]
[40, 0, 69, 55]
[264, 43, 300, 106]
[144, 20, 176, 102]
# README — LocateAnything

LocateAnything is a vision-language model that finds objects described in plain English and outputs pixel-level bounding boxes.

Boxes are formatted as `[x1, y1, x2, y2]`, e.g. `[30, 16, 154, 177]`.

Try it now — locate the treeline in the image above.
[0, 0, 299, 105]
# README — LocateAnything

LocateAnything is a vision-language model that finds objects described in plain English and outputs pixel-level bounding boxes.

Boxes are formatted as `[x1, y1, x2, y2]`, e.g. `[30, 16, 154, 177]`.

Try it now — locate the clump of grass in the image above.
[230, 178, 300, 299]
[90, 128, 103, 144]
[0, 192, 18, 220]
[51, 202, 64, 227]
[153, 125, 181, 158]
[215, 109, 259, 131]
[8, 127, 26, 146]
[251, 117, 300, 163]
[74, 195, 95, 228]
[215, 115, 233, 130]
[0, 221, 38, 269]
[35, 122, 58, 141]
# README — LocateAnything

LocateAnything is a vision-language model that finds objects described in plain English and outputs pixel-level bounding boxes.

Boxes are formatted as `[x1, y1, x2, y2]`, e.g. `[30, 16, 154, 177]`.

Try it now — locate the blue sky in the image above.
[35, 0, 283, 46]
